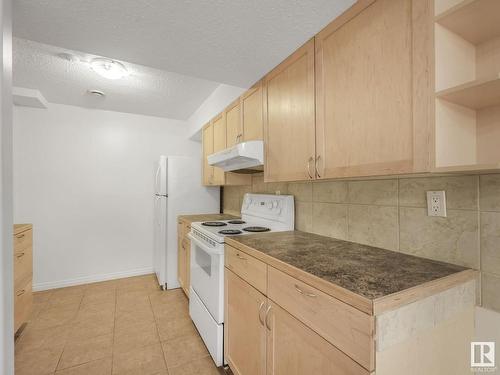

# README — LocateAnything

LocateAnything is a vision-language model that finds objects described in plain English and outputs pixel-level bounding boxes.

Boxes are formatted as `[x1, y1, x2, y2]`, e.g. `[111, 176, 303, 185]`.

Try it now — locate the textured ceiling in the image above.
[13, 38, 219, 119]
[13, 0, 355, 87]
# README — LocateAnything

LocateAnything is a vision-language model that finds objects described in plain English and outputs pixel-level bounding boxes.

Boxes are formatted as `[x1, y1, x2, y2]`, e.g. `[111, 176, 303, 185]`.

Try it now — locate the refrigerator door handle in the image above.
[154, 164, 161, 194]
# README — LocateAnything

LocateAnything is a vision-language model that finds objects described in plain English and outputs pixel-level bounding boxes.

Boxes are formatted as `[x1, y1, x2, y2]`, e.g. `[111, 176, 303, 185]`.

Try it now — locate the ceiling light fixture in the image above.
[90, 58, 129, 80]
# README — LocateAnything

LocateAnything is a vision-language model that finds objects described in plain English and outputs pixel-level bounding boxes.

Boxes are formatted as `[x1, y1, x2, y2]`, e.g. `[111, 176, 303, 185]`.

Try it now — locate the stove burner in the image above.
[201, 221, 227, 227]
[218, 229, 243, 235]
[227, 220, 246, 224]
[243, 226, 271, 233]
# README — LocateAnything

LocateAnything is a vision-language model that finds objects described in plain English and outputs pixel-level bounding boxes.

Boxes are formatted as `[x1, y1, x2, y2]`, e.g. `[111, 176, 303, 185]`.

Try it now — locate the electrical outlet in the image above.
[426, 191, 447, 217]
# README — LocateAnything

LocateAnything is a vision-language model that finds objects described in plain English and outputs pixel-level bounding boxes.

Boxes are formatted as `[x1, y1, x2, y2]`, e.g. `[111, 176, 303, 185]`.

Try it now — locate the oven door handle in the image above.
[187, 233, 224, 256]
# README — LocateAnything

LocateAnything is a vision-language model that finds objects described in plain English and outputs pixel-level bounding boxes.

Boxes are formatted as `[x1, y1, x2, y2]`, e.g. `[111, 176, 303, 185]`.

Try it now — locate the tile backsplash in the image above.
[223, 173, 500, 313]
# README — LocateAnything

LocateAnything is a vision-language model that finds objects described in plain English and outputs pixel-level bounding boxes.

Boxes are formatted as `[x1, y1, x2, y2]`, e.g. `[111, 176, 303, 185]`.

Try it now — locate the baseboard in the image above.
[32, 267, 155, 291]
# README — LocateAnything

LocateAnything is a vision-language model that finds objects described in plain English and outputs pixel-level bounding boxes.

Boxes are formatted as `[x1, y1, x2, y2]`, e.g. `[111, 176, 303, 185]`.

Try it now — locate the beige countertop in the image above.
[225, 231, 477, 315]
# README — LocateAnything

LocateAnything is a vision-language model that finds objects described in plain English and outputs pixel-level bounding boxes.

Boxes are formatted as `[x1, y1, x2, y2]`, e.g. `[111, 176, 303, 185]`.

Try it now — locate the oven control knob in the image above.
[266, 201, 273, 209]
[272, 200, 278, 208]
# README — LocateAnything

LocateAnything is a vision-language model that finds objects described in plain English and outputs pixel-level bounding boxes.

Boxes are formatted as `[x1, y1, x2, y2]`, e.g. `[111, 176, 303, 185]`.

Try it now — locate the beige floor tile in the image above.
[15, 324, 70, 354]
[157, 316, 197, 342]
[168, 356, 220, 375]
[152, 299, 188, 320]
[85, 280, 118, 292]
[51, 285, 87, 298]
[45, 294, 83, 310]
[58, 333, 113, 370]
[76, 302, 115, 322]
[112, 343, 166, 375]
[116, 292, 152, 312]
[33, 290, 53, 304]
[81, 290, 116, 306]
[55, 357, 112, 375]
[115, 307, 155, 331]
[149, 289, 186, 307]
[70, 316, 115, 341]
[15, 346, 63, 375]
[33, 305, 79, 330]
[162, 334, 209, 368]
[114, 321, 159, 352]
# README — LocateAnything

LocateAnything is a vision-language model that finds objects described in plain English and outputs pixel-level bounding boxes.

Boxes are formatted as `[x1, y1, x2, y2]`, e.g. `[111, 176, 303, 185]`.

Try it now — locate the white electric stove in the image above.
[188, 193, 294, 366]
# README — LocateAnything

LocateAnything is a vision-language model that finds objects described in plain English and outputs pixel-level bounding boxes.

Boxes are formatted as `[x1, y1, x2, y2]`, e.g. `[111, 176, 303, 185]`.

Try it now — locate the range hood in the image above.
[207, 140, 264, 172]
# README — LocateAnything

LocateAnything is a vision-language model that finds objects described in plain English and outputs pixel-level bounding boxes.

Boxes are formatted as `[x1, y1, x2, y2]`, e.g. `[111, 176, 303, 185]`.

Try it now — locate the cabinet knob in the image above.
[16, 234, 25, 239]
[294, 284, 317, 298]
[16, 252, 25, 258]
[16, 289, 26, 297]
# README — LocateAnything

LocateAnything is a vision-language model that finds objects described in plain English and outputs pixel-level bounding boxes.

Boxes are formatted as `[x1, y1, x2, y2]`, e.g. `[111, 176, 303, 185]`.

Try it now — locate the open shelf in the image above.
[435, 0, 500, 44]
[436, 75, 500, 109]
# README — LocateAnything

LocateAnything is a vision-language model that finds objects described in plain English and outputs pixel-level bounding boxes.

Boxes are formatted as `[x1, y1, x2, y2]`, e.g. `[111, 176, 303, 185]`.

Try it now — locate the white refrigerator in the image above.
[154, 155, 219, 289]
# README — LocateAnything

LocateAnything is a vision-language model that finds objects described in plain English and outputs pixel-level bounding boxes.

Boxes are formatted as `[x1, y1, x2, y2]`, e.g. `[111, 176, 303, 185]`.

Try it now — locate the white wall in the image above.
[187, 83, 246, 141]
[475, 307, 500, 369]
[13, 103, 200, 290]
[1, 0, 14, 373]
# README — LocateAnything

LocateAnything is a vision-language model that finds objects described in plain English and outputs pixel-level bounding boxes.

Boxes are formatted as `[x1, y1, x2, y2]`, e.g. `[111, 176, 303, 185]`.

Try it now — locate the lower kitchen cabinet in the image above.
[177, 219, 191, 297]
[13, 224, 33, 334]
[224, 264, 368, 375]
[266, 300, 368, 375]
[225, 269, 267, 375]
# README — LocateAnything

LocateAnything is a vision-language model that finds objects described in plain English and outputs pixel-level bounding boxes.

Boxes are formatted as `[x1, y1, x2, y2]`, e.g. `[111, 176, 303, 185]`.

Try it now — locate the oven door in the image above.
[188, 232, 224, 323]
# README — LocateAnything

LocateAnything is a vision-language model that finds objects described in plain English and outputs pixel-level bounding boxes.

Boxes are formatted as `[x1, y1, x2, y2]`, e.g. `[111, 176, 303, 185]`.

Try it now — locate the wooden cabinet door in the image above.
[202, 123, 214, 186]
[177, 236, 187, 293]
[226, 100, 242, 148]
[242, 81, 263, 142]
[266, 301, 369, 375]
[225, 269, 267, 375]
[315, 0, 420, 178]
[212, 114, 226, 185]
[264, 39, 316, 182]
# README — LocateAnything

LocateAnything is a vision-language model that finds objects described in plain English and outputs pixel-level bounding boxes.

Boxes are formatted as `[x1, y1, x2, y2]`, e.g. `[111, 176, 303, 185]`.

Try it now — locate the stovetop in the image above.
[190, 193, 295, 244]
[191, 219, 275, 243]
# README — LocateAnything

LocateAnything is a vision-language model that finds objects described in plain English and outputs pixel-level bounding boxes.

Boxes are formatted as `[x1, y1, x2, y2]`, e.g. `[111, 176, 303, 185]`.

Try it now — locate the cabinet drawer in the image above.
[14, 280, 33, 332]
[13, 228, 32, 253]
[268, 267, 374, 370]
[225, 245, 267, 294]
[14, 245, 33, 289]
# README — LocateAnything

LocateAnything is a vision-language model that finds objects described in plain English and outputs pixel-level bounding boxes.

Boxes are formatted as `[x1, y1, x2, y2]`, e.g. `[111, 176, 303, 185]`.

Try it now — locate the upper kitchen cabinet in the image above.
[241, 81, 264, 142]
[202, 122, 215, 186]
[202, 116, 252, 187]
[212, 113, 227, 185]
[225, 99, 242, 148]
[433, 0, 500, 172]
[315, 0, 432, 179]
[263, 39, 316, 182]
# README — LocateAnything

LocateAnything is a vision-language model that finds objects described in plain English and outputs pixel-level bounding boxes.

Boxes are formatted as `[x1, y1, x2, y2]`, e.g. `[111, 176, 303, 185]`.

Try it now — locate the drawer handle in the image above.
[16, 289, 26, 297]
[16, 234, 25, 239]
[16, 252, 25, 258]
[264, 305, 272, 331]
[258, 301, 265, 327]
[235, 253, 247, 261]
[294, 284, 317, 298]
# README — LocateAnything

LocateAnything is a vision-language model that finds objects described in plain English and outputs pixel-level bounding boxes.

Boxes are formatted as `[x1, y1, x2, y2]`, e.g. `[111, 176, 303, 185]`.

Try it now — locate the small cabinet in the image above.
[212, 114, 226, 185]
[177, 219, 191, 297]
[202, 123, 215, 186]
[241, 81, 264, 142]
[225, 269, 267, 375]
[13, 225, 33, 334]
[225, 99, 242, 148]
[263, 39, 316, 182]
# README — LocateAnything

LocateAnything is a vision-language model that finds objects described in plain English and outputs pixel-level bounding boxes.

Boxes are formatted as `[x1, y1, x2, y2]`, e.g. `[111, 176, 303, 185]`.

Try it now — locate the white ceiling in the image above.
[13, 38, 220, 120]
[13, 0, 355, 88]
